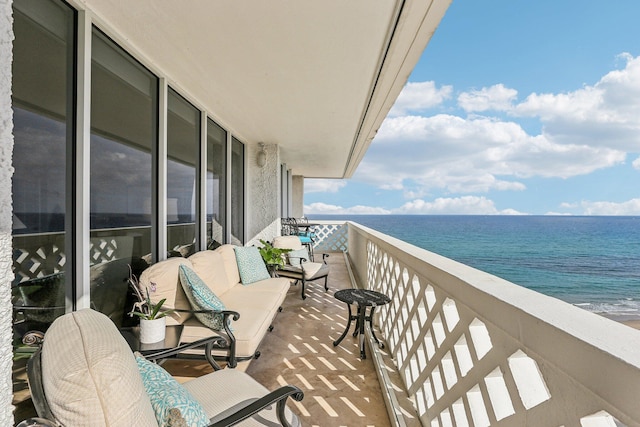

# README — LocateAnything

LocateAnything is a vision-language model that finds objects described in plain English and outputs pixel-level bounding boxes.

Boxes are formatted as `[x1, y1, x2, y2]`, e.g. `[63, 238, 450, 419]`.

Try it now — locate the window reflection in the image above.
[167, 88, 199, 256]
[231, 137, 245, 245]
[11, 0, 247, 333]
[11, 0, 75, 335]
[90, 29, 157, 325]
[207, 120, 226, 246]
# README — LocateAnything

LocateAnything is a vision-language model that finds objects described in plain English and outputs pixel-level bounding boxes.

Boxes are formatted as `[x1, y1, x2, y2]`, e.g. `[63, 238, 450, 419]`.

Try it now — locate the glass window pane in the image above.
[207, 119, 226, 246]
[167, 88, 199, 257]
[11, 0, 75, 333]
[90, 29, 157, 325]
[231, 137, 245, 245]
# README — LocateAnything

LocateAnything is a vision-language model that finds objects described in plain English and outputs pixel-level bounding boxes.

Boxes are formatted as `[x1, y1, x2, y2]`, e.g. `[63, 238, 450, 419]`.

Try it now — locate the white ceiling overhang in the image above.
[78, 0, 451, 178]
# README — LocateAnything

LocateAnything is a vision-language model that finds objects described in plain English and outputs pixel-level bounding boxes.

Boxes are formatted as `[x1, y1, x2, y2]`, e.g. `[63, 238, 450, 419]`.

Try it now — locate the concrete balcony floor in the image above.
[12, 252, 393, 426]
[244, 252, 392, 426]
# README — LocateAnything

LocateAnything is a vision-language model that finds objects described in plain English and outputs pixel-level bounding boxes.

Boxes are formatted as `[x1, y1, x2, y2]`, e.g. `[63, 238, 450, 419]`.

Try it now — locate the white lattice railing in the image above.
[310, 220, 348, 252]
[12, 227, 154, 284]
[346, 221, 640, 427]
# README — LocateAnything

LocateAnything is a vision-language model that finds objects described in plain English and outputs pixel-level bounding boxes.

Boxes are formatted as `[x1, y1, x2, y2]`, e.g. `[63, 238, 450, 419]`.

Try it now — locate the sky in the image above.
[304, 0, 640, 216]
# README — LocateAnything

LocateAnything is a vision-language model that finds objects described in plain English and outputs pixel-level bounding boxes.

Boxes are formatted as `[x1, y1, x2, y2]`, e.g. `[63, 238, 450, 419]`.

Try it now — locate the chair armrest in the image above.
[173, 308, 241, 367]
[209, 385, 304, 427]
[143, 335, 228, 370]
[22, 330, 45, 347]
[322, 253, 329, 264]
[16, 417, 58, 427]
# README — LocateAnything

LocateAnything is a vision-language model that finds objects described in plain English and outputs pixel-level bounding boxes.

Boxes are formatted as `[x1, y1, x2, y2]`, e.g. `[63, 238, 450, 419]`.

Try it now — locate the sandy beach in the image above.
[621, 319, 640, 330]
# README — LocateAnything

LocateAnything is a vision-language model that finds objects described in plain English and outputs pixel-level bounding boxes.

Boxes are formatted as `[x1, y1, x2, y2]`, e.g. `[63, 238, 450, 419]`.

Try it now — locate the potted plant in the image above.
[128, 266, 173, 343]
[258, 239, 292, 275]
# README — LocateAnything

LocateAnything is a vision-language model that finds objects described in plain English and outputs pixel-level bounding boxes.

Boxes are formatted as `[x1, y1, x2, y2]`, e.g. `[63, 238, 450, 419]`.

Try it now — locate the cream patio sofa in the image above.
[139, 244, 291, 368]
[18, 309, 302, 427]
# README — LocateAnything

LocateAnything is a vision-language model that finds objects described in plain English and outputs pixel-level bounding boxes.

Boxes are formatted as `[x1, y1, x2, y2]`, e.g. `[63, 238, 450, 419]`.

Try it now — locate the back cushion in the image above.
[272, 235, 304, 251]
[139, 257, 193, 325]
[188, 250, 234, 296]
[41, 309, 157, 427]
[215, 244, 242, 285]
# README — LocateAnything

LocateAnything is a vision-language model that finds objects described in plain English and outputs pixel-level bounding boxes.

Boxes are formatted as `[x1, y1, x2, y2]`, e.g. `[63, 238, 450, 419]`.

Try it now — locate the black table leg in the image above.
[333, 303, 353, 347]
[366, 307, 385, 349]
[358, 304, 367, 359]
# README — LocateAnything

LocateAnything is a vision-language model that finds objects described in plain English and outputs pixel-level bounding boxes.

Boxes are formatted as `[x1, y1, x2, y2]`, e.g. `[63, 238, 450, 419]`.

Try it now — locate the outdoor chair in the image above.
[272, 235, 329, 300]
[12, 272, 66, 339]
[280, 218, 315, 260]
[295, 217, 317, 256]
[17, 309, 303, 427]
[280, 217, 295, 236]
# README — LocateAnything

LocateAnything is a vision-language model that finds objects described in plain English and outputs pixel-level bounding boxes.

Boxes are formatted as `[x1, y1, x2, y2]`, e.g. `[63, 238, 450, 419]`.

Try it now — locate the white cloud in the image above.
[304, 179, 347, 193]
[633, 156, 640, 170]
[513, 54, 640, 151]
[545, 212, 574, 216]
[357, 114, 624, 194]
[360, 54, 640, 197]
[554, 198, 640, 215]
[304, 202, 391, 215]
[578, 198, 640, 215]
[388, 81, 452, 117]
[458, 84, 518, 112]
[391, 196, 526, 215]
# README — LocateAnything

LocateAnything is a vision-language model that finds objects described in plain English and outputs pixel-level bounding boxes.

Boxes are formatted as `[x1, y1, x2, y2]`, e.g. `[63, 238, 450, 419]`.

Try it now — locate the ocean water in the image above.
[310, 215, 640, 319]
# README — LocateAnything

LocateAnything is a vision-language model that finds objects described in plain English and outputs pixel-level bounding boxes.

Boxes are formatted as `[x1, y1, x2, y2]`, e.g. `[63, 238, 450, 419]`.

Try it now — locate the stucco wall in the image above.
[291, 175, 304, 218]
[247, 143, 280, 245]
[0, 0, 14, 424]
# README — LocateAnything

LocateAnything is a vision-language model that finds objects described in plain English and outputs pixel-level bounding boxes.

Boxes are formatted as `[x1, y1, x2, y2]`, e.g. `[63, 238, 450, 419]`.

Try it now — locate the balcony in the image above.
[13, 221, 640, 426]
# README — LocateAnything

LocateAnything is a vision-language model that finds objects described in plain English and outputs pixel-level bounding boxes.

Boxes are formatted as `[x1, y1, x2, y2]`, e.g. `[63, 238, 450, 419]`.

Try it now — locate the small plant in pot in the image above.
[258, 239, 292, 274]
[128, 266, 173, 343]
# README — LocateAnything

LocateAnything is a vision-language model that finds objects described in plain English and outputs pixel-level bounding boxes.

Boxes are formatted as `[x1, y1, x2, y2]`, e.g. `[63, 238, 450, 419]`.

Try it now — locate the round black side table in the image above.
[333, 288, 391, 359]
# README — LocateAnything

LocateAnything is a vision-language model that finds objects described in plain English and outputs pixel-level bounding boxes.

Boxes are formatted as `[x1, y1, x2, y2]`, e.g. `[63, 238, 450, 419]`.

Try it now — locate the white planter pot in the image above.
[139, 317, 166, 343]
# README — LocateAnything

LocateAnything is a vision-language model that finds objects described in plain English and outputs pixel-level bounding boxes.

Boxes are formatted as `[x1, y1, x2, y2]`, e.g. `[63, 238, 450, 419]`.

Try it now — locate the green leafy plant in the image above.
[128, 266, 173, 320]
[258, 239, 292, 268]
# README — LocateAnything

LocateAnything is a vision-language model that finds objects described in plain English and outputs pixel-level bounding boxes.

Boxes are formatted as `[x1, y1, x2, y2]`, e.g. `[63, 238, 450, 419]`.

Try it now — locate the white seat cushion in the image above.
[188, 249, 235, 296]
[181, 305, 274, 357]
[279, 262, 329, 280]
[139, 256, 194, 325]
[183, 369, 299, 426]
[41, 309, 157, 427]
[272, 235, 304, 251]
[226, 277, 291, 305]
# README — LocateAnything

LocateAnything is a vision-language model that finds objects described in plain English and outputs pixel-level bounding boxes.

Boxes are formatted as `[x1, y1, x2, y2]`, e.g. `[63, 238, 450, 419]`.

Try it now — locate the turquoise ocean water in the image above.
[310, 215, 640, 319]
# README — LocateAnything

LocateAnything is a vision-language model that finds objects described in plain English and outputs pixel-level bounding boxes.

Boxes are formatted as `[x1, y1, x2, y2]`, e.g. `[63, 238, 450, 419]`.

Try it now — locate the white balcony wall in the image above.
[1, 1, 14, 424]
[344, 222, 640, 427]
[246, 143, 280, 246]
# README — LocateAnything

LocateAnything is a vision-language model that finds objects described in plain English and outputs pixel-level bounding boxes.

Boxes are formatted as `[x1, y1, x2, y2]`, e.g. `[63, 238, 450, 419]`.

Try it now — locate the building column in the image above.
[246, 143, 280, 245]
[0, 0, 15, 424]
[291, 175, 304, 218]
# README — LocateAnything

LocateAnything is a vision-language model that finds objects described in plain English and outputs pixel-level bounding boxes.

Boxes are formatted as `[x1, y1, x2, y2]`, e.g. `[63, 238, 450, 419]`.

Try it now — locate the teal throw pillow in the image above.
[178, 264, 226, 331]
[287, 248, 309, 266]
[135, 353, 209, 427]
[234, 246, 271, 284]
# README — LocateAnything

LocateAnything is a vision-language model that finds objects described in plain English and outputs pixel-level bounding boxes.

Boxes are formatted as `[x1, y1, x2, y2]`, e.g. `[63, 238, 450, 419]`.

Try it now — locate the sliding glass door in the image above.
[90, 29, 157, 325]
[231, 137, 245, 245]
[11, 0, 247, 333]
[207, 119, 227, 246]
[167, 88, 200, 256]
[11, 0, 75, 332]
